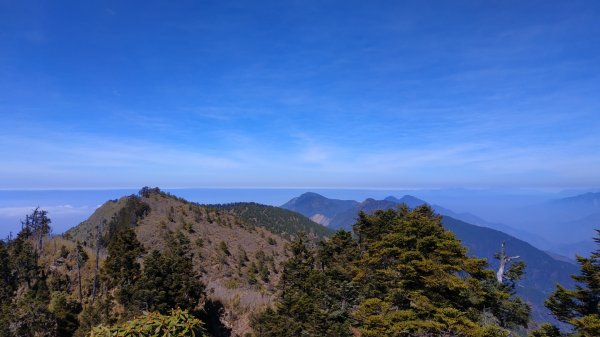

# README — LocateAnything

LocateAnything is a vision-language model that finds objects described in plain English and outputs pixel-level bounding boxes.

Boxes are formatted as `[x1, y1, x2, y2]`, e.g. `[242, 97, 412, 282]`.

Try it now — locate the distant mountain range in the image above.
[56, 189, 595, 329]
[283, 193, 551, 250]
[281, 192, 359, 227]
[506, 192, 600, 257]
[282, 192, 579, 324]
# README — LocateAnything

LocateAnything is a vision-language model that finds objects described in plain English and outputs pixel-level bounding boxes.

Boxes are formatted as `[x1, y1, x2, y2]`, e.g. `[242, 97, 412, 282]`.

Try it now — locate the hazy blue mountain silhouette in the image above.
[509, 192, 600, 256]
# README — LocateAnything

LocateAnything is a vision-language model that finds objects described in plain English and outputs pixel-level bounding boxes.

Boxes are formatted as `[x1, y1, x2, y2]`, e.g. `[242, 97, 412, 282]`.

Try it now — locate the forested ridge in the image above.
[0, 188, 598, 337]
[205, 202, 333, 239]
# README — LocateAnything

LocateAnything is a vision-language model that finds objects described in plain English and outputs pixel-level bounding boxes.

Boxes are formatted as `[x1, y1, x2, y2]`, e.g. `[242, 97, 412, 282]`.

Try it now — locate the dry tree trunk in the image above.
[496, 241, 519, 283]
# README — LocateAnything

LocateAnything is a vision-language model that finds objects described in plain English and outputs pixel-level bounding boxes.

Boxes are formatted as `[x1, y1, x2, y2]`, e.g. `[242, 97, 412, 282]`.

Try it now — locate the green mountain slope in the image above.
[206, 202, 334, 239]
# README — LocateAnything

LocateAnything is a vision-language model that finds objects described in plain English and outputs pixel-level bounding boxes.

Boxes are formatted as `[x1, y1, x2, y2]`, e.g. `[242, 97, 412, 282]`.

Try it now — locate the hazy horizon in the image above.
[1, 187, 597, 247]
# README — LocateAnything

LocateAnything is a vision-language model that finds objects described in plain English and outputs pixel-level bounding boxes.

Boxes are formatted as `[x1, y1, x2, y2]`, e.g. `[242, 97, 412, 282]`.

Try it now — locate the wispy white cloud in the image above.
[1, 126, 599, 189]
[0, 205, 91, 218]
[0, 132, 239, 170]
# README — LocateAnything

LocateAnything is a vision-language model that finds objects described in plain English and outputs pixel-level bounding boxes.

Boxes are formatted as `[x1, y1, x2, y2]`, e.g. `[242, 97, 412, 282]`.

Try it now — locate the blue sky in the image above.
[1, 0, 599, 189]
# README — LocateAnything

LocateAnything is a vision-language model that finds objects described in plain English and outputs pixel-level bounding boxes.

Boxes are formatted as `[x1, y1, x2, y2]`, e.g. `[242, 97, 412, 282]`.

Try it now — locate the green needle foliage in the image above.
[531, 230, 600, 337]
[252, 205, 530, 337]
[353, 205, 528, 337]
[252, 232, 356, 337]
[104, 227, 146, 309]
[0, 209, 59, 337]
[135, 231, 204, 313]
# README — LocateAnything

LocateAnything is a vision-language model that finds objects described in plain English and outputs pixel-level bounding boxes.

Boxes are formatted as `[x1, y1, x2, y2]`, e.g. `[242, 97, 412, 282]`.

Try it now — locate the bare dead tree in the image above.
[495, 241, 520, 283]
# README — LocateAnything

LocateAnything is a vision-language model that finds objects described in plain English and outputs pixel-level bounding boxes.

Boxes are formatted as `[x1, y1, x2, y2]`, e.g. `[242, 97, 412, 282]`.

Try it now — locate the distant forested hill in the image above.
[205, 202, 334, 239]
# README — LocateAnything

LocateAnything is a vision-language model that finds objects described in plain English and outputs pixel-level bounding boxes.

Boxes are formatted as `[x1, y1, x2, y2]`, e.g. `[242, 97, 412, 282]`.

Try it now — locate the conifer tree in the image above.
[0, 240, 14, 336]
[20, 207, 52, 255]
[531, 230, 600, 337]
[252, 232, 354, 337]
[49, 292, 82, 337]
[352, 206, 529, 337]
[103, 227, 145, 309]
[0, 240, 15, 301]
[252, 206, 530, 337]
[3, 217, 58, 337]
[135, 231, 203, 313]
[75, 242, 88, 304]
[11, 230, 41, 290]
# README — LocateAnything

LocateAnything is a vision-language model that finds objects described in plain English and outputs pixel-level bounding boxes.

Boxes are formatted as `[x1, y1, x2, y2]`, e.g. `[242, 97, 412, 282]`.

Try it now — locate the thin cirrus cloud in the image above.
[0, 1, 598, 188]
[0, 205, 91, 218]
[3, 129, 596, 189]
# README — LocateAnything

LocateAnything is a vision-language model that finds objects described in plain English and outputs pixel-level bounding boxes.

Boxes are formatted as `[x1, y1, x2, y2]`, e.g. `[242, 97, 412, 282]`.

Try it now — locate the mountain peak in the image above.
[299, 191, 326, 198]
[384, 195, 428, 208]
[281, 192, 359, 221]
[554, 192, 600, 204]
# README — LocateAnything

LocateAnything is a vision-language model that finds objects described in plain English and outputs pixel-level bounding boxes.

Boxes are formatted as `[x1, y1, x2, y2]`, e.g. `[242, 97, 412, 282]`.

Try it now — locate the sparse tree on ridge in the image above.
[20, 207, 52, 255]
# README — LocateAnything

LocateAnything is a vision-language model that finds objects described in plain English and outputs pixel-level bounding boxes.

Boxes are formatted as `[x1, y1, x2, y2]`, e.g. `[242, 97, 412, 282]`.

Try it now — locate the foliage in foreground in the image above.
[90, 309, 207, 337]
[252, 205, 530, 337]
[529, 230, 600, 337]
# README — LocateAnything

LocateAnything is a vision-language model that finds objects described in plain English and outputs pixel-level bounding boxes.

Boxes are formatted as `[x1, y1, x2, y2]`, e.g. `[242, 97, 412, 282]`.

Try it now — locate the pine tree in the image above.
[135, 231, 203, 313]
[10, 293, 57, 337]
[252, 206, 530, 337]
[163, 231, 203, 310]
[0, 211, 63, 337]
[105, 196, 150, 243]
[11, 220, 42, 289]
[103, 227, 145, 309]
[352, 205, 528, 337]
[0, 240, 15, 301]
[49, 292, 82, 337]
[20, 207, 52, 255]
[0, 240, 15, 336]
[532, 230, 600, 337]
[251, 232, 354, 337]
